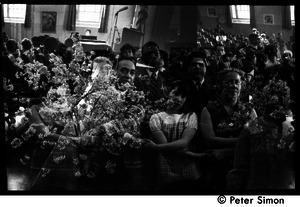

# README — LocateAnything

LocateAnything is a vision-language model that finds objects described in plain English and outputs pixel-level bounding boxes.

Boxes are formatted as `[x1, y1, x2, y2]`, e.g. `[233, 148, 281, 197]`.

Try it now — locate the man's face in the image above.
[216, 46, 225, 56]
[188, 57, 206, 82]
[122, 49, 134, 58]
[142, 45, 161, 68]
[117, 60, 135, 84]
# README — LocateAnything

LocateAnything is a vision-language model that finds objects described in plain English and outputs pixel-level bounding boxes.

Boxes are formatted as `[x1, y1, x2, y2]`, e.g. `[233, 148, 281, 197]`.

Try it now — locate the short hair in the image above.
[120, 43, 136, 54]
[6, 39, 18, 53]
[170, 80, 194, 114]
[44, 37, 58, 52]
[21, 38, 32, 51]
[31, 36, 40, 48]
[263, 44, 278, 57]
[64, 38, 74, 48]
[214, 42, 225, 50]
[116, 56, 136, 70]
[141, 41, 159, 54]
[249, 33, 259, 44]
[187, 51, 206, 64]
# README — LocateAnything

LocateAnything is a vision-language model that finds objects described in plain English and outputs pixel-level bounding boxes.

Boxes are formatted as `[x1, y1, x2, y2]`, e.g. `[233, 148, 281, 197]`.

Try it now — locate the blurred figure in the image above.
[119, 43, 136, 59]
[21, 38, 34, 63]
[134, 41, 169, 101]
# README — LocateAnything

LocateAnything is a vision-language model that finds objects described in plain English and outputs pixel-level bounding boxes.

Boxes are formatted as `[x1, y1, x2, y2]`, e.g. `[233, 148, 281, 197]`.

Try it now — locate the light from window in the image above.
[76, 5, 106, 28]
[230, 5, 250, 24]
[291, 5, 295, 26]
[3, 4, 26, 24]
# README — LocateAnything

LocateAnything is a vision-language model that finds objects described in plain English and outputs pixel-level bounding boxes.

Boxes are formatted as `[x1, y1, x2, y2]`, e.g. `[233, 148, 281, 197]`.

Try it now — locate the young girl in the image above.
[143, 80, 205, 191]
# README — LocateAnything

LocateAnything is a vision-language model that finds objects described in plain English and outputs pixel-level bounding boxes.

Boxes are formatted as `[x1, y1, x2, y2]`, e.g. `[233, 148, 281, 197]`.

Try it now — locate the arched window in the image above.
[3, 4, 26, 23]
[230, 5, 250, 24]
[76, 4, 106, 28]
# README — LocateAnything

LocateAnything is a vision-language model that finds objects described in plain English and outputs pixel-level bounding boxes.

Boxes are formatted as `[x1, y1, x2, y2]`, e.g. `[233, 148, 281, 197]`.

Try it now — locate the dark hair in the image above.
[249, 33, 259, 44]
[214, 42, 225, 50]
[21, 38, 32, 51]
[116, 56, 136, 70]
[38, 35, 46, 46]
[141, 41, 159, 54]
[187, 51, 206, 64]
[120, 43, 136, 54]
[264, 44, 278, 58]
[31, 36, 40, 48]
[64, 38, 74, 48]
[170, 80, 194, 114]
[6, 39, 18, 53]
[44, 37, 58, 52]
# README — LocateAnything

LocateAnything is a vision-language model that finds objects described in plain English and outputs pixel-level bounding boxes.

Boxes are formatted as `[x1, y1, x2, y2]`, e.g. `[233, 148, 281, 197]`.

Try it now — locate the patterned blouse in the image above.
[150, 112, 198, 142]
[149, 112, 200, 185]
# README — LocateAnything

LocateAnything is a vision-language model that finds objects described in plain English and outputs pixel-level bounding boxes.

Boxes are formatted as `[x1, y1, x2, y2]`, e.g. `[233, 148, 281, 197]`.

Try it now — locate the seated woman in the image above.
[200, 68, 257, 189]
[227, 79, 295, 189]
[143, 80, 208, 191]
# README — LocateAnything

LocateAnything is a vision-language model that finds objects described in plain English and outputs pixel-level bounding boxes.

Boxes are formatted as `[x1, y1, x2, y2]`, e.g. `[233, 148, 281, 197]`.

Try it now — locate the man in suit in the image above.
[134, 41, 169, 101]
[185, 52, 212, 118]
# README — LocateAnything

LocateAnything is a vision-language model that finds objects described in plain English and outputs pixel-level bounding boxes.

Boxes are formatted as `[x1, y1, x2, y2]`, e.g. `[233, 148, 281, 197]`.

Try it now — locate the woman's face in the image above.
[222, 72, 242, 100]
[166, 87, 186, 112]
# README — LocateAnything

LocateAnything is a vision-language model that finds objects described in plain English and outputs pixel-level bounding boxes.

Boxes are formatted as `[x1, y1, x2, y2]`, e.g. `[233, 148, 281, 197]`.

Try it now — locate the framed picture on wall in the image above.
[41, 11, 57, 33]
[263, 14, 274, 25]
[207, 7, 217, 17]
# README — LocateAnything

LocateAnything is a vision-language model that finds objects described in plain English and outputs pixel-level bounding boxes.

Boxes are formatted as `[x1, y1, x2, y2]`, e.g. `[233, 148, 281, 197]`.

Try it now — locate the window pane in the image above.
[4, 4, 26, 23]
[231, 5, 250, 24]
[231, 5, 236, 18]
[291, 5, 294, 21]
[4, 4, 8, 17]
[77, 5, 105, 28]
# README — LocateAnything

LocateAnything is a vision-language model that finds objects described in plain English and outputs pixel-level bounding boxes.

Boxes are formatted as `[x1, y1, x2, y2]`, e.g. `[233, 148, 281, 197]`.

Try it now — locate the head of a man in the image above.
[215, 43, 225, 57]
[120, 43, 135, 58]
[141, 41, 161, 70]
[187, 52, 206, 83]
[249, 33, 261, 46]
[116, 57, 136, 84]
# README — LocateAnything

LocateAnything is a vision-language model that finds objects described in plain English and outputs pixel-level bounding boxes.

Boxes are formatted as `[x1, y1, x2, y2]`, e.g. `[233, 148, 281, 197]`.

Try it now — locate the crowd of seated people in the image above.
[2, 25, 295, 191]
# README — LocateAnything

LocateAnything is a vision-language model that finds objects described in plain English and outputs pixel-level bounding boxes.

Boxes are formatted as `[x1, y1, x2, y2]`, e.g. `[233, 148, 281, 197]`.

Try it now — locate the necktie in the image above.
[149, 73, 158, 97]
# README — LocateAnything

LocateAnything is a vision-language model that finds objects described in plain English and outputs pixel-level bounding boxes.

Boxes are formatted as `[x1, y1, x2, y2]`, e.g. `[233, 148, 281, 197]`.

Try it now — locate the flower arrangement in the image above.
[250, 77, 292, 122]
[245, 77, 295, 152]
[247, 118, 295, 152]
[216, 101, 254, 136]
[6, 46, 166, 178]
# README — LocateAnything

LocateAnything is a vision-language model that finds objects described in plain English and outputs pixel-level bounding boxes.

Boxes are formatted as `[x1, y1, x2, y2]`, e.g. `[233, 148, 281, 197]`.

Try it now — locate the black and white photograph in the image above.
[1, 4, 296, 200]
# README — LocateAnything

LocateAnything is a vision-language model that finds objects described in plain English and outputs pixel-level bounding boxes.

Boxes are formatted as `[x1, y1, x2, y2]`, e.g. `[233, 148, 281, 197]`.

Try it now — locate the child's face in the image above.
[166, 87, 186, 112]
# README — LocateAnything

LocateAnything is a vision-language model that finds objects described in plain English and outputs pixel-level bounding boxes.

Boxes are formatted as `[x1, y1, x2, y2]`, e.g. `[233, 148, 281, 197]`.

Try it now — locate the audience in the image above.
[3, 24, 295, 191]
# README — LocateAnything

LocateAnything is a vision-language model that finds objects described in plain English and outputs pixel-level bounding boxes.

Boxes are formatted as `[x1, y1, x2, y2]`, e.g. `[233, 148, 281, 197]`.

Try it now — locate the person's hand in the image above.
[142, 139, 157, 150]
[210, 148, 234, 160]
